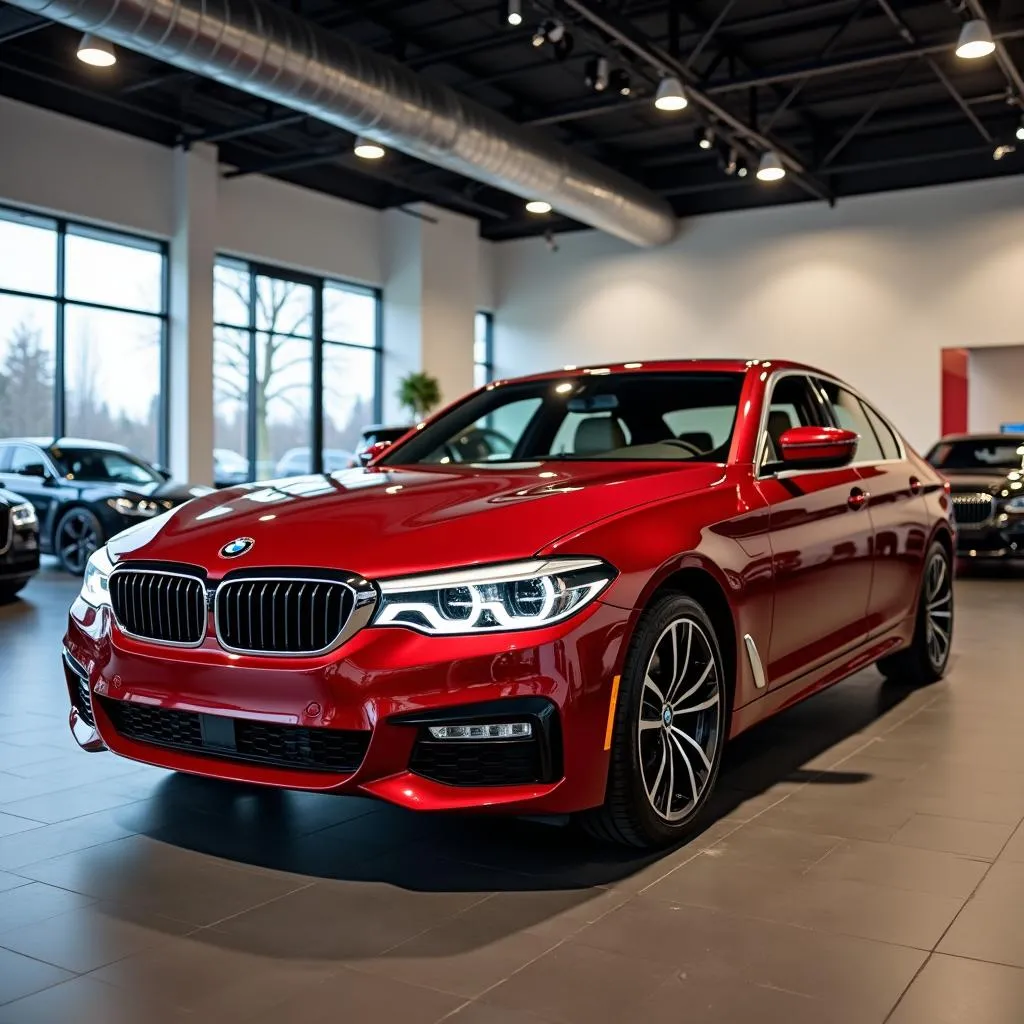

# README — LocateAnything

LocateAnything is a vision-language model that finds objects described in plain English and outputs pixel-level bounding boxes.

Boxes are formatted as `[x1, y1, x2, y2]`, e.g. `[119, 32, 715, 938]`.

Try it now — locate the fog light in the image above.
[428, 722, 533, 740]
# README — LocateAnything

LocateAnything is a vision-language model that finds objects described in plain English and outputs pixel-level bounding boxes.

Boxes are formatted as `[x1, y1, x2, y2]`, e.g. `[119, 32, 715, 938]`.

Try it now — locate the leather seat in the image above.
[573, 416, 627, 454]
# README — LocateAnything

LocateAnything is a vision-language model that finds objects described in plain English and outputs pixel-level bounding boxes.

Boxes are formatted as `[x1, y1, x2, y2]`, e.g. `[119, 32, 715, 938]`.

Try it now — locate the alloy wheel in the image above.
[59, 512, 100, 574]
[924, 550, 952, 670]
[637, 617, 723, 822]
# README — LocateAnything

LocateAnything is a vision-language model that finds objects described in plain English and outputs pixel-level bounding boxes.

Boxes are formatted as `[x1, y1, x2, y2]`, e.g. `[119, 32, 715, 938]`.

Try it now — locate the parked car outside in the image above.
[274, 448, 357, 477]
[213, 448, 250, 488]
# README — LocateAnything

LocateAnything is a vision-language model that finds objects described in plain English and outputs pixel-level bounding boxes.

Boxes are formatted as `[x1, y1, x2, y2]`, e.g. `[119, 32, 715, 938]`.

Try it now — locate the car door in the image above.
[815, 379, 929, 636]
[1, 444, 62, 544]
[755, 373, 876, 689]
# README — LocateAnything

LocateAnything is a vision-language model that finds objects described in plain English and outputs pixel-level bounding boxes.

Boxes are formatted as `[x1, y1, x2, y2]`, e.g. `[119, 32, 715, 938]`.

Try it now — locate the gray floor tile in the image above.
[0, 881, 96, 934]
[0, 947, 72, 1007]
[0, 976, 196, 1024]
[938, 896, 1024, 967]
[888, 954, 1024, 1024]
[890, 813, 1014, 860]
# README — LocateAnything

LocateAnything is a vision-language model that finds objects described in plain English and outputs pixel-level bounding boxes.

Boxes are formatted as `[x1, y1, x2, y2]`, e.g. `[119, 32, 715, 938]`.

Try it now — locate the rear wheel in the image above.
[580, 594, 728, 848]
[0, 580, 28, 604]
[55, 508, 104, 576]
[878, 541, 953, 686]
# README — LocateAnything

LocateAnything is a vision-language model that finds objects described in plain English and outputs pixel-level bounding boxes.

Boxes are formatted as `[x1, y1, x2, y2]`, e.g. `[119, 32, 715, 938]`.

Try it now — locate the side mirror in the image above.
[777, 426, 858, 470]
[19, 463, 48, 479]
[359, 440, 393, 466]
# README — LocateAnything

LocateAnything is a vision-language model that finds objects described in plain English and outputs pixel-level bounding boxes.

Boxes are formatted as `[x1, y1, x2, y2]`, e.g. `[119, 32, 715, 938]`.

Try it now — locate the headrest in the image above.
[574, 415, 627, 454]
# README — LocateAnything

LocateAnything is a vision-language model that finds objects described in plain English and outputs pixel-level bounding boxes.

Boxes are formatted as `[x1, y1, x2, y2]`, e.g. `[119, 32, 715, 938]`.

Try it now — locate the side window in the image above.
[9, 445, 44, 474]
[815, 380, 885, 463]
[861, 402, 901, 461]
[0, 446, 11, 472]
[761, 375, 827, 467]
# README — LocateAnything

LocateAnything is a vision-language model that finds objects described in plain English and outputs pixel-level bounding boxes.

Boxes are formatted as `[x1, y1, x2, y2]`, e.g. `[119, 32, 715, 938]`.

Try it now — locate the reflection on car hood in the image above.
[943, 470, 1023, 495]
[108, 461, 726, 578]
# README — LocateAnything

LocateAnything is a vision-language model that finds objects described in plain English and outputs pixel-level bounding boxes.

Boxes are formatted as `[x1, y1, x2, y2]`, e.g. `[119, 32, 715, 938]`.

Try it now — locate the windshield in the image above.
[378, 372, 745, 466]
[927, 438, 1024, 471]
[49, 446, 163, 485]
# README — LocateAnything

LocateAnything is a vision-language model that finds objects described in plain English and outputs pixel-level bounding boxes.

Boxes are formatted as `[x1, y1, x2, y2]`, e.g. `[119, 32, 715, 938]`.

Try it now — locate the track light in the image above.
[532, 19, 564, 47]
[525, 200, 552, 215]
[76, 33, 116, 67]
[956, 19, 996, 59]
[698, 127, 715, 150]
[506, 0, 522, 27]
[724, 147, 739, 175]
[584, 57, 610, 92]
[1016, 115, 1024, 142]
[756, 150, 786, 182]
[354, 136, 385, 159]
[993, 143, 1016, 161]
[608, 69, 632, 97]
[654, 75, 687, 111]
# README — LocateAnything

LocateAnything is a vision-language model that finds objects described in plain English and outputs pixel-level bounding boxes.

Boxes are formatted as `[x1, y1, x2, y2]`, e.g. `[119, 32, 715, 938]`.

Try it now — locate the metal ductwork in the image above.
[11, 0, 678, 246]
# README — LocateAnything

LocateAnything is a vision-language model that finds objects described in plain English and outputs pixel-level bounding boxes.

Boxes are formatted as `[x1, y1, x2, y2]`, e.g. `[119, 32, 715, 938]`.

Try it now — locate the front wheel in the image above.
[55, 508, 104, 575]
[580, 594, 728, 848]
[0, 580, 28, 604]
[878, 540, 953, 686]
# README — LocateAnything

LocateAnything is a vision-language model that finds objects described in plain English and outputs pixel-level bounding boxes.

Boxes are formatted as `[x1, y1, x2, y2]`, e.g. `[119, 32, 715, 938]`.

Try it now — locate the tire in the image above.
[0, 580, 28, 604]
[878, 540, 953, 686]
[580, 593, 729, 848]
[55, 508, 105, 576]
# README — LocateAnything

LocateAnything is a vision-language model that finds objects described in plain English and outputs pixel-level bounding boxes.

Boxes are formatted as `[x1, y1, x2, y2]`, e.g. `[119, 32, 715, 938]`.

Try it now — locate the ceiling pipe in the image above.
[7, 0, 678, 247]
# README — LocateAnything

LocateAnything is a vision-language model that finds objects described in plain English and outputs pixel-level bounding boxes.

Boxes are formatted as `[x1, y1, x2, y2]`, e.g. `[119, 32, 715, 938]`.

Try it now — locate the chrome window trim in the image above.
[108, 566, 209, 649]
[213, 574, 377, 657]
[755, 368, 907, 479]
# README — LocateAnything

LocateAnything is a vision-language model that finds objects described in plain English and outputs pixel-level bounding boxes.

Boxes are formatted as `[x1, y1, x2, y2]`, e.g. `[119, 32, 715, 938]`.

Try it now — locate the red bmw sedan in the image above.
[63, 360, 953, 847]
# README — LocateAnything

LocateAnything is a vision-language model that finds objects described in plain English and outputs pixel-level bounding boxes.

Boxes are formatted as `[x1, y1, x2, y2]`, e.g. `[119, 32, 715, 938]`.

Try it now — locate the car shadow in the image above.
[101, 665, 925, 962]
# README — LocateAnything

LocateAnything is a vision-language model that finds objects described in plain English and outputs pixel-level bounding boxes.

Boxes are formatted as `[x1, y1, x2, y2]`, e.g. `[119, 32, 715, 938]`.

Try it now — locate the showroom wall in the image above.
[968, 346, 1024, 433]
[491, 175, 1024, 451]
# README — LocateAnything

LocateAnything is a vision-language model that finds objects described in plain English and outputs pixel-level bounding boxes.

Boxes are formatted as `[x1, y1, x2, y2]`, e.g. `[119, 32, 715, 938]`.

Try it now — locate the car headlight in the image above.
[373, 558, 615, 635]
[80, 546, 114, 608]
[10, 502, 37, 528]
[107, 497, 161, 518]
[1006, 496, 1024, 514]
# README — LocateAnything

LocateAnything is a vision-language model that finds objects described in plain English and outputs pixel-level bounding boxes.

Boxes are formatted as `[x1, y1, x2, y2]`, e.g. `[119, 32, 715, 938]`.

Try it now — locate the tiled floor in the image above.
[2, 564, 1024, 1023]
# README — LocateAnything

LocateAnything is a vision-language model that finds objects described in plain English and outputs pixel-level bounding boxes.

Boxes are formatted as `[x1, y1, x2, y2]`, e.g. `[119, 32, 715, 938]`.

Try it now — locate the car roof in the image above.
[936, 433, 1024, 443]
[496, 358, 831, 385]
[0, 437, 130, 451]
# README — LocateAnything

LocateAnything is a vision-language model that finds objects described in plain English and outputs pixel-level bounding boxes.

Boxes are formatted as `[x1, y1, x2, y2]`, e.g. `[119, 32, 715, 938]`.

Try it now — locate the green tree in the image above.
[0, 323, 54, 436]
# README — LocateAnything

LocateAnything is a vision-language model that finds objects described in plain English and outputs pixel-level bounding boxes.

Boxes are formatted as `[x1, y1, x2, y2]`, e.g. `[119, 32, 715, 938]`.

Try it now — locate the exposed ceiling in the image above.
[1, 0, 1023, 241]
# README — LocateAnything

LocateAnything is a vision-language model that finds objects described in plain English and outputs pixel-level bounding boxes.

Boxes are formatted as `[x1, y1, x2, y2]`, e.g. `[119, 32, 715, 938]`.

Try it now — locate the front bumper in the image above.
[954, 518, 1024, 559]
[0, 525, 40, 583]
[63, 595, 630, 815]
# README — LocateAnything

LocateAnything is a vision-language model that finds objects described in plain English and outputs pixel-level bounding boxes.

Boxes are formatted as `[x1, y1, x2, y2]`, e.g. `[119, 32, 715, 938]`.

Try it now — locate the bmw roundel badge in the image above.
[220, 537, 255, 559]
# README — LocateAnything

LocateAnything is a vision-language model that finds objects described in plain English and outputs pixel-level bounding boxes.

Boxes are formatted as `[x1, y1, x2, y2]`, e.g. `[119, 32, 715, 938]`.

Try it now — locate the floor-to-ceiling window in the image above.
[0, 205, 168, 464]
[213, 258, 381, 483]
[474, 311, 494, 388]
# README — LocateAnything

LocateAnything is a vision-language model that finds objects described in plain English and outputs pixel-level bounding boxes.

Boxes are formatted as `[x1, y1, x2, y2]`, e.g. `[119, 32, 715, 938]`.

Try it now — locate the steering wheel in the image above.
[659, 437, 704, 457]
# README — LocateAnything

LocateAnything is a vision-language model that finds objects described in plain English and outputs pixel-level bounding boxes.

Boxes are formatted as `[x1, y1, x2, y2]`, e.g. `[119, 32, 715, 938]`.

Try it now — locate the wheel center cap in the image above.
[662, 705, 673, 728]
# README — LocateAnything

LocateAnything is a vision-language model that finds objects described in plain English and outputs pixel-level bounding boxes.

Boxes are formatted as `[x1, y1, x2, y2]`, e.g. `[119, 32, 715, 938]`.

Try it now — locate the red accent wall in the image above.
[941, 348, 969, 435]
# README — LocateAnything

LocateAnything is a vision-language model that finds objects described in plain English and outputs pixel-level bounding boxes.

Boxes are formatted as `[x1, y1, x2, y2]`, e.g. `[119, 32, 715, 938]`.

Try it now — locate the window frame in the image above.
[474, 311, 494, 387]
[213, 257, 383, 481]
[0, 203, 170, 463]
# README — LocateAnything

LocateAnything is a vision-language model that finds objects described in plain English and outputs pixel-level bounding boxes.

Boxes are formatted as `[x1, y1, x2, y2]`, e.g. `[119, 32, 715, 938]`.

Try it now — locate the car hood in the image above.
[108, 461, 725, 578]
[76, 480, 210, 504]
[942, 470, 1022, 495]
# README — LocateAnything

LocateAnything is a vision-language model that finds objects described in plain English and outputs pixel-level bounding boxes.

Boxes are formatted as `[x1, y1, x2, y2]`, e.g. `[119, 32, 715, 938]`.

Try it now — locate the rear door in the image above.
[815, 379, 928, 636]
[756, 374, 876, 688]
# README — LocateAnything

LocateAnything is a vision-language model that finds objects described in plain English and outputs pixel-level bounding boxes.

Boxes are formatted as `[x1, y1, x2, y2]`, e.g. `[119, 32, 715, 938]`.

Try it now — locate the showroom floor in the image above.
[1, 568, 1023, 1023]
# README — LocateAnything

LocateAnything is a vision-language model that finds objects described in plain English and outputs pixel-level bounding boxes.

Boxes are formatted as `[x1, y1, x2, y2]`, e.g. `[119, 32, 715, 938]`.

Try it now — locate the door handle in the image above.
[848, 487, 869, 510]
[909, 476, 922, 495]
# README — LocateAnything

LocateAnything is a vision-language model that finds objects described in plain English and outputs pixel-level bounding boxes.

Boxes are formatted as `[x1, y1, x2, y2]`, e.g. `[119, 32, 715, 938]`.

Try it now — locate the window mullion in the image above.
[54, 220, 67, 440]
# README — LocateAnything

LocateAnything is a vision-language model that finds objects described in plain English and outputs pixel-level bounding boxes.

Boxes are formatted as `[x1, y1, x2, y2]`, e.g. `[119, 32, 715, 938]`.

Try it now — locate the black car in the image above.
[353, 424, 413, 464]
[0, 439, 210, 574]
[925, 433, 1024, 560]
[0, 486, 40, 602]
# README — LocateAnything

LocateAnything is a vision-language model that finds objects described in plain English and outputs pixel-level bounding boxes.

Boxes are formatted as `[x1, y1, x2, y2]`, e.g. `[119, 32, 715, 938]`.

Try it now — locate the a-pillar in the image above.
[381, 204, 478, 423]
[168, 143, 217, 484]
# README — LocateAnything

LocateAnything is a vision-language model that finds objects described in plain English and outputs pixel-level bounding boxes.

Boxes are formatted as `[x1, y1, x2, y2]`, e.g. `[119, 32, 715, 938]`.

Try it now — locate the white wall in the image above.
[968, 346, 1024, 433]
[493, 176, 1024, 451]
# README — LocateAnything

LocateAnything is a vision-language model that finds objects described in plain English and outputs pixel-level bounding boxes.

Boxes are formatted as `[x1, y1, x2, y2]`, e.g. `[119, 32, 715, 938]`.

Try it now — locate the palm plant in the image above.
[397, 371, 442, 419]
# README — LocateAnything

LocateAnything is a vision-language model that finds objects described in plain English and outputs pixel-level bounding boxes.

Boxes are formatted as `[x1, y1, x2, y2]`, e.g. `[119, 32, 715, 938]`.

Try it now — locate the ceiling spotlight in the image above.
[698, 127, 715, 150]
[993, 143, 1016, 160]
[76, 33, 116, 67]
[506, 0, 522, 27]
[654, 75, 687, 111]
[532, 19, 565, 47]
[737, 164, 749, 178]
[584, 56, 611, 92]
[526, 199, 552, 214]
[354, 136, 385, 159]
[1016, 115, 1024, 142]
[956, 19, 996, 59]
[608, 69, 632, 97]
[756, 150, 786, 181]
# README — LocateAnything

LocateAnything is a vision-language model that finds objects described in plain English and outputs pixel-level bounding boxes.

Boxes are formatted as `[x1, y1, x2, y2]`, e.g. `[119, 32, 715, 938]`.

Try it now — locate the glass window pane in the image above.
[64, 231, 163, 313]
[0, 211, 57, 296]
[214, 260, 251, 328]
[473, 362, 488, 389]
[323, 283, 377, 347]
[816, 380, 885, 462]
[0, 294, 56, 436]
[256, 332, 312, 478]
[255, 276, 313, 338]
[64, 306, 162, 462]
[323, 343, 376, 463]
[214, 326, 252, 484]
